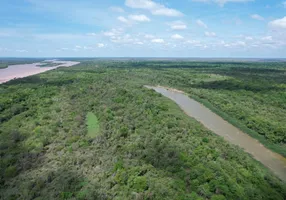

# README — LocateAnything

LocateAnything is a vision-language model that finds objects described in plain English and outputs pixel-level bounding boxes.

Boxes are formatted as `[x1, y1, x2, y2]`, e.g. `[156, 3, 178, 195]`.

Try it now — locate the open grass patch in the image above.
[86, 112, 99, 138]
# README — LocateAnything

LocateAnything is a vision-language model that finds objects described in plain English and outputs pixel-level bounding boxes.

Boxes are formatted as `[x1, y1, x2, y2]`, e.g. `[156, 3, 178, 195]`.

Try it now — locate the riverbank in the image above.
[0, 60, 80, 84]
[151, 83, 286, 158]
[166, 84, 285, 157]
[188, 92, 286, 157]
[146, 85, 286, 182]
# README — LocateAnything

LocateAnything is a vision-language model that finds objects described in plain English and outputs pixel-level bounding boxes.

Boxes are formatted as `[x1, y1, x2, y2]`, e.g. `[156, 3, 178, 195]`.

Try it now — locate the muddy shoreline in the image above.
[0, 60, 80, 84]
[145, 85, 286, 182]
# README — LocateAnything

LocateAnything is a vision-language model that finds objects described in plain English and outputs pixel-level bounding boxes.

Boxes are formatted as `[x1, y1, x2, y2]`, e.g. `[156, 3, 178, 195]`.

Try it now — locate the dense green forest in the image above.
[0, 60, 285, 199]
[104, 60, 286, 156]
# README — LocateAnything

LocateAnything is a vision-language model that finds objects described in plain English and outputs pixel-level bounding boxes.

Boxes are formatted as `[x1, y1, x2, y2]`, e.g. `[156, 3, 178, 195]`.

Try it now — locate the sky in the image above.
[0, 0, 286, 58]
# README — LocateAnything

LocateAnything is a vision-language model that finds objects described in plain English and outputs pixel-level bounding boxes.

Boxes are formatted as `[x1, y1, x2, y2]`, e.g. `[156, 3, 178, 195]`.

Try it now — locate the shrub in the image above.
[4, 166, 17, 178]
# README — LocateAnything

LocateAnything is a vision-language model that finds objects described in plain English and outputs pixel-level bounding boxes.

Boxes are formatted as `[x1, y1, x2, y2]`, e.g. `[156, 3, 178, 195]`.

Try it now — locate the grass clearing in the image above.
[86, 112, 99, 138]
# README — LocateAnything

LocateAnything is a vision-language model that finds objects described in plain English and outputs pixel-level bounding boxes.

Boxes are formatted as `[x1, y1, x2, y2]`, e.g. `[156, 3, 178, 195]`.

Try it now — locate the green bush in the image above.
[4, 166, 17, 178]
[128, 176, 148, 192]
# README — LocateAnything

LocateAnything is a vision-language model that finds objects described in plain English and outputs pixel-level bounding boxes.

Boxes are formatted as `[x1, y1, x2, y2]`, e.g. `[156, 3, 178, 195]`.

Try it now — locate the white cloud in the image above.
[171, 34, 184, 39]
[97, 43, 105, 48]
[103, 28, 124, 37]
[144, 34, 155, 39]
[186, 40, 200, 45]
[151, 8, 182, 16]
[134, 41, 144, 45]
[227, 34, 286, 49]
[87, 33, 97, 36]
[118, 16, 129, 23]
[16, 49, 28, 53]
[118, 15, 150, 24]
[72, 45, 93, 50]
[109, 6, 125, 13]
[269, 16, 286, 29]
[233, 41, 246, 46]
[245, 36, 253, 40]
[151, 38, 164, 43]
[83, 46, 92, 50]
[192, 0, 211, 2]
[251, 14, 264, 21]
[221, 40, 247, 48]
[111, 34, 133, 43]
[168, 21, 187, 30]
[125, 0, 183, 17]
[205, 31, 216, 37]
[128, 14, 150, 22]
[125, 0, 156, 9]
[103, 32, 143, 45]
[171, 25, 187, 30]
[196, 19, 208, 28]
[192, 0, 254, 7]
[0, 47, 10, 52]
[0, 32, 11, 37]
[103, 29, 141, 45]
[33, 33, 87, 40]
[261, 36, 272, 41]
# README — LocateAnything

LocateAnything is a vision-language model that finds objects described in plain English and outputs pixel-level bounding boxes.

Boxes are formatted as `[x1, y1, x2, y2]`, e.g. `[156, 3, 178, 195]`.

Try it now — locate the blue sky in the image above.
[0, 0, 286, 57]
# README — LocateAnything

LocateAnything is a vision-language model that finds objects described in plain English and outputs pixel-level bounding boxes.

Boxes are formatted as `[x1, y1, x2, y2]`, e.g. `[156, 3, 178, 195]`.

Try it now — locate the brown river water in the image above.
[145, 85, 286, 182]
[0, 60, 80, 84]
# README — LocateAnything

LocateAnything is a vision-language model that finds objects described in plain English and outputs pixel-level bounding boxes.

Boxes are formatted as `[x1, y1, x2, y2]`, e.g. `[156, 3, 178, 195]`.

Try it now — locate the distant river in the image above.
[0, 60, 80, 84]
[145, 85, 286, 182]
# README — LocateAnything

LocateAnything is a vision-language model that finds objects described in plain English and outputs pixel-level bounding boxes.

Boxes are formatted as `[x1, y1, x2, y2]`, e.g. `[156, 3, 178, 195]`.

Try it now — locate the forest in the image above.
[0, 59, 285, 199]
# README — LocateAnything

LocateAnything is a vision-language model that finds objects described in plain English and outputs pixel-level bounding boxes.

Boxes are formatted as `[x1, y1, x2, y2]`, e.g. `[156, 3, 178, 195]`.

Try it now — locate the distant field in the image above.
[0, 60, 285, 199]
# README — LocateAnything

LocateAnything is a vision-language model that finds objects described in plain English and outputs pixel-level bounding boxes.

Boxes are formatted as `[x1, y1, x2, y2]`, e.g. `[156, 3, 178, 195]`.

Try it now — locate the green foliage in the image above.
[114, 159, 124, 171]
[60, 192, 73, 199]
[202, 137, 209, 143]
[0, 59, 285, 199]
[4, 166, 17, 178]
[86, 112, 100, 138]
[128, 176, 148, 192]
[211, 194, 226, 200]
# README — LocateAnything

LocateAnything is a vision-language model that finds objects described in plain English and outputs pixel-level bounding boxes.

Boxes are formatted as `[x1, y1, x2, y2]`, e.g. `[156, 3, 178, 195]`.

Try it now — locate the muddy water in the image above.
[145, 85, 286, 182]
[0, 60, 80, 84]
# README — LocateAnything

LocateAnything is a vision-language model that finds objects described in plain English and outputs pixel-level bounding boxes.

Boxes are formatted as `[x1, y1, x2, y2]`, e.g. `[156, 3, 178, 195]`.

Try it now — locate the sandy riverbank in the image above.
[0, 60, 80, 84]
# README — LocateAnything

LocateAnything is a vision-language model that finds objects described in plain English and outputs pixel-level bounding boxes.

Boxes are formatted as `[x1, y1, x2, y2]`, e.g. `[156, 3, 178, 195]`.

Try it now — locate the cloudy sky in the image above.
[0, 0, 286, 57]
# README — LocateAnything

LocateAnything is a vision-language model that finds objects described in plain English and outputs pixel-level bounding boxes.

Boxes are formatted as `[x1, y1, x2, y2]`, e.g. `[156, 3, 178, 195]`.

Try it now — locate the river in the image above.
[0, 60, 80, 84]
[145, 85, 286, 182]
